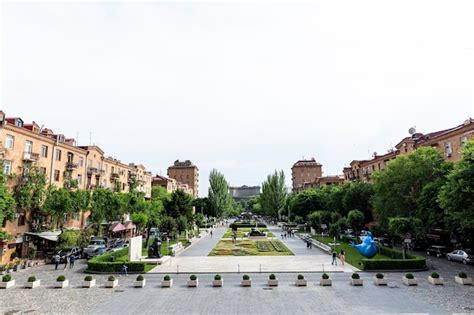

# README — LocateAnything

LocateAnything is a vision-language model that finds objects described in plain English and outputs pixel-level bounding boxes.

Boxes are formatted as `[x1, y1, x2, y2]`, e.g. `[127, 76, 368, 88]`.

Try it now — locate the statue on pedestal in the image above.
[147, 238, 162, 258]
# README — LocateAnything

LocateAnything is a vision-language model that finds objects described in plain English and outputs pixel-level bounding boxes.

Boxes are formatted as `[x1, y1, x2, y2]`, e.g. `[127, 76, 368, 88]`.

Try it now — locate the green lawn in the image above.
[311, 236, 391, 269]
[222, 228, 275, 238]
[209, 240, 293, 256]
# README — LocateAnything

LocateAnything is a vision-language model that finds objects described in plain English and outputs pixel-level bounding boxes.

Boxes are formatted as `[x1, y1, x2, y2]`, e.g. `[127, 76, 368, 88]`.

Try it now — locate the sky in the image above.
[1, 1, 473, 196]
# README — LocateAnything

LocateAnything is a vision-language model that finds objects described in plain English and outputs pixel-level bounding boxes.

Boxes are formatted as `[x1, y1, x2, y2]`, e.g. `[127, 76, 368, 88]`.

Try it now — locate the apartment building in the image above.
[343, 118, 474, 182]
[167, 160, 199, 197]
[291, 158, 323, 192]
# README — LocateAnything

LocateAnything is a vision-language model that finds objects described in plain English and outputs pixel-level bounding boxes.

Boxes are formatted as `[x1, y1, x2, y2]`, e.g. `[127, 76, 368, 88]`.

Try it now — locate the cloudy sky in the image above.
[1, 1, 473, 196]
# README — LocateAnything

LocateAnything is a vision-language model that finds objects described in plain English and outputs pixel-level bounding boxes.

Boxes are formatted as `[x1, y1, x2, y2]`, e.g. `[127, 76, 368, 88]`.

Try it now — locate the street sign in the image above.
[404, 238, 412, 243]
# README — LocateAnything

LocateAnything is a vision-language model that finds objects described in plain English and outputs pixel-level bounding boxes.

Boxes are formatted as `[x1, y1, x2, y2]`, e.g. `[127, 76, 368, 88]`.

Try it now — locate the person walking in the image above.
[331, 251, 338, 266]
[210, 230, 213, 238]
[54, 254, 60, 270]
[63, 255, 69, 270]
[69, 255, 75, 269]
[339, 249, 345, 266]
[120, 262, 128, 276]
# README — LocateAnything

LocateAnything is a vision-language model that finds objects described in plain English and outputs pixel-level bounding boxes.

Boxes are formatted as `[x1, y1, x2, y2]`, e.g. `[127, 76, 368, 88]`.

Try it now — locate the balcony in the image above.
[66, 162, 78, 170]
[23, 151, 40, 162]
[110, 172, 120, 180]
[87, 167, 98, 175]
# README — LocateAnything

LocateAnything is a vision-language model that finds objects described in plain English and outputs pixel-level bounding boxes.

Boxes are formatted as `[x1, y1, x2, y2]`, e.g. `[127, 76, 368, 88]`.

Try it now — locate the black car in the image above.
[426, 245, 448, 258]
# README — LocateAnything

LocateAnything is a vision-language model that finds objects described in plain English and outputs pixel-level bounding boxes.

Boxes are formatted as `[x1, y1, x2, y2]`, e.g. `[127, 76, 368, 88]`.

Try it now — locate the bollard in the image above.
[177, 265, 179, 274]
[260, 264, 262, 273]
[238, 264, 240, 273]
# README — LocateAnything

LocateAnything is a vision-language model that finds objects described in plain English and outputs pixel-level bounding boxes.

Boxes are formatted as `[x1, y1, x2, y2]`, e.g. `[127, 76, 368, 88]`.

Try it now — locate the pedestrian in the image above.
[309, 241, 313, 249]
[64, 255, 69, 269]
[210, 230, 213, 238]
[120, 262, 128, 276]
[331, 251, 337, 266]
[281, 233, 283, 239]
[69, 255, 75, 269]
[306, 240, 310, 249]
[54, 254, 60, 270]
[339, 249, 345, 266]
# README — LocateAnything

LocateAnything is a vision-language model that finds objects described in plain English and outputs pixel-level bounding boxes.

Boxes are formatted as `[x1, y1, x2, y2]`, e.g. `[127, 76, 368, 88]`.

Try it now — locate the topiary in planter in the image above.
[322, 273, 329, 280]
[84, 276, 93, 281]
[297, 274, 304, 280]
[376, 273, 384, 279]
[136, 275, 144, 281]
[458, 272, 467, 279]
[430, 272, 439, 279]
[27, 276, 37, 282]
[56, 275, 66, 282]
[405, 273, 414, 279]
[164, 275, 171, 281]
[190, 275, 197, 281]
[269, 274, 276, 280]
[108, 276, 116, 281]
[243, 275, 250, 281]
[2, 274, 12, 282]
[351, 273, 360, 279]
[214, 274, 221, 281]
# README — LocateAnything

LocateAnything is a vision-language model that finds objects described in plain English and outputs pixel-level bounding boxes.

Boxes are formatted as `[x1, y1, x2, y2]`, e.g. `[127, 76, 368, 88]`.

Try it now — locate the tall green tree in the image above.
[438, 140, 474, 239]
[347, 209, 365, 235]
[13, 167, 47, 220]
[341, 182, 374, 221]
[164, 189, 194, 221]
[260, 170, 287, 218]
[207, 169, 233, 218]
[0, 166, 16, 237]
[288, 189, 326, 220]
[42, 186, 74, 228]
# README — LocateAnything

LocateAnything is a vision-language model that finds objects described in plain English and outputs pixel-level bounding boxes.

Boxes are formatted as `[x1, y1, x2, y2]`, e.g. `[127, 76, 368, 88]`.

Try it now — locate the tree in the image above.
[260, 170, 287, 218]
[131, 212, 148, 236]
[192, 197, 210, 216]
[288, 189, 326, 220]
[57, 230, 80, 250]
[308, 210, 333, 232]
[42, 186, 74, 228]
[0, 164, 16, 229]
[438, 140, 474, 239]
[176, 215, 188, 236]
[164, 189, 193, 222]
[347, 209, 365, 235]
[207, 169, 233, 218]
[388, 216, 423, 259]
[13, 167, 47, 224]
[341, 183, 374, 221]
[159, 216, 177, 236]
[247, 196, 262, 215]
[90, 188, 124, 234]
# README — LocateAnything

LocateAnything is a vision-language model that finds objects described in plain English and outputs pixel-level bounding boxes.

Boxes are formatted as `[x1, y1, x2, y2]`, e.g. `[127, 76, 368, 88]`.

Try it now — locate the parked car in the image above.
[373, 237, 392, 248]
[109, 243, 129, 252]
[426, 245, 448, 258]
[83, 239, 106, 259]
[446, 249, 473, 265]
[51, 247, 82, 263]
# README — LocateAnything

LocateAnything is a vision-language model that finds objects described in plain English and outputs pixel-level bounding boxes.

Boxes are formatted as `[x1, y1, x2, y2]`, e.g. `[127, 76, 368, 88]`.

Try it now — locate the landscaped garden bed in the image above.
[209, 240, 293, 256]
[223, 228, 274, 239]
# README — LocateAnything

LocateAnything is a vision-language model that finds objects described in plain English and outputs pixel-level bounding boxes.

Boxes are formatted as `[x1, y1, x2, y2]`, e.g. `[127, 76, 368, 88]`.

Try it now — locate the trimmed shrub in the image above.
[214, 274, 221, 281]
[136, 275, 144, 281]
[458, 272, 467, 279]
[242, 275, 250, 280]
[297, 274, 304, 280]
[351, 273, 360, 279]
[269, 274, 276, 280]
[405, 273, 414, 279]
[164, 275, 171, 281]
[230, 223, 266, 229]
[361, 256, 426, 270]
[108, 276, 116, 281]
[2, 274, 12, 282]
[84, 275, 93, 281]
[430, 272, 439, 279]
[322, 273, 329, 280]
[87, 261, 146, 273]
[376, 273, 384, 279]
[56, 275, 66, 282]
[27, 276, 37, 282]
[190, 275, 197, 281]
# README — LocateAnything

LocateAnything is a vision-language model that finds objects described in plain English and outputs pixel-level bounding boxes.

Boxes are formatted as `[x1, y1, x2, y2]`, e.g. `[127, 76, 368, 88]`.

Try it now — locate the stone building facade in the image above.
[167, 160, 199, 197]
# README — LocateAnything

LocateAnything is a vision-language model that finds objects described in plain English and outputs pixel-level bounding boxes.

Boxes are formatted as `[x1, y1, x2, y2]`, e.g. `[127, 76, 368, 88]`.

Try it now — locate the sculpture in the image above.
[147, 238, 162, 258]
[351, 231, 377, 258]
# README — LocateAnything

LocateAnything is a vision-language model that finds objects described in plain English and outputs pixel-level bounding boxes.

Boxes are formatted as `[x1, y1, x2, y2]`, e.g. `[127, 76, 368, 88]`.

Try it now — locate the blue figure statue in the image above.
[351, 231, 377, 258]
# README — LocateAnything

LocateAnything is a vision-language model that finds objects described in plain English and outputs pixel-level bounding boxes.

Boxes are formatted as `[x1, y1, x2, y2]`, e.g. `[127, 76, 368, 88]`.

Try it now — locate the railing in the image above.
[23, 151, 39, 162]
[87, 167, 98, 175]
[66, 162, 78, 170]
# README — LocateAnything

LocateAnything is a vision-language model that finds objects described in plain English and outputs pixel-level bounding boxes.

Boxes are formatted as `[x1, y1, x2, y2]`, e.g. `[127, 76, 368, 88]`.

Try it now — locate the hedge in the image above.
[87, 247, 146, 273]
[362, 256, 426, 270]
[377, 246, 406, 259]
[230, 223, 267, 229]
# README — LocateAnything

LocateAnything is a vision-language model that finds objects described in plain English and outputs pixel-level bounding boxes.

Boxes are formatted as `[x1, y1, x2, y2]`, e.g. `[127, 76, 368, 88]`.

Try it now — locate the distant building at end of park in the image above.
[229, 185, 260, 201]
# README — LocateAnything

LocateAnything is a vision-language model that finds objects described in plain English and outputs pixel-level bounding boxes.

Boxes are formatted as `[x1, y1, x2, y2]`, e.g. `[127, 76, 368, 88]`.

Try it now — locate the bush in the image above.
[430, 272, 439, 279]
[242, 274, 250, 280]
[164, 275, 171, 281]
[2, 274, 12, 282]
[230, 223, 266, 229]
[56, 275, 66, 282]
[322, 273, 329, 280]
[361, 256, 426, 270]
[376, 273, 384, 279]
[405, 273, 414, 279]
[458, 272, 467, 279]
[108, 276, 116, 281]
[190, 275, 197, 281]
[269, 274, 276, 280]
[214, 274, 221, 281]
[351, 273, 360, 279]
[297, 274, 304, 280]
[84, 276, 93, 281]
[377, 246, 405, 259]
[136, 275, 144, 281]
[27, 276, 37, 282]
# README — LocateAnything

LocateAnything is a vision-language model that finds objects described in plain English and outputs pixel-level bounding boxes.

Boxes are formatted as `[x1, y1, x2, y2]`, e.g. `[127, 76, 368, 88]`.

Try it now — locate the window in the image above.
[96, 161, 100, 170]
[54, 170, 60, 181]
[55, 149, 62, 161]
[460, 136, 468, 147]
[444, 141, 453, 156]
[24, 140, 33, 154]
[41, 145, 48, 158]
[5, 135, 15, 149]
[77, 175, 82, 185]
[39, 167, 47, 175]
[15, 119, 23, 128]
[78, 157, 84, 167]
[67, 152, 74, 164]
[87, 159, 92, 168]
[104, 164, 108, 173]
[3, 160, 12, 175]
[17, 213, 26, 226]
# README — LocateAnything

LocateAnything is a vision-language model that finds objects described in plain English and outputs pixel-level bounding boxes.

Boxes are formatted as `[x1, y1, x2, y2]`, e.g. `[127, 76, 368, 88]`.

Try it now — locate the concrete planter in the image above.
[0, 280, 15, 289]
[402, 277, 417, 286]
[295, 279, 307, 286]
[268, 279, 279, 287]
[241, 279, 252, 287]
[320, 278, 332, 286]
[212, 279, 223, 287]
[350, 278, 363, 286]
[161, 279, 173, 288]
[55, 279, 69, 289]
[25, 280, 41, 289]
[82, 279, 96, 288]
[455, 276, 473, 285]
[134, 279, 146, 288]
[428, 276, 444, 285]
[373, 277, 387, 286]
[105, 279, 118, 288]
[188, 279, 199, 287]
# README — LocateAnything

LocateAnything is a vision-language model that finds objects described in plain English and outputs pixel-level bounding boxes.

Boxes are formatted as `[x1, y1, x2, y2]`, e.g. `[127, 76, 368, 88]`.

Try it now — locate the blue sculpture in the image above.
[351, 231, 377, 258]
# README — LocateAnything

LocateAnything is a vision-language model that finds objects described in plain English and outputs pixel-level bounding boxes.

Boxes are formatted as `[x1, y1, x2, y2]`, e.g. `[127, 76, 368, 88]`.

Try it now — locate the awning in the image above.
[25, 231, 61, 242]
[123, 221, 136, 230]
[110, 223, 126, 233]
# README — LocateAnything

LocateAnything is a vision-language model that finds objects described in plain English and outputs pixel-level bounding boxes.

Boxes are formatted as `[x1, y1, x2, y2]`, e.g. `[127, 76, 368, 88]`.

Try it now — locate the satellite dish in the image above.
[408, 127, 416, 135]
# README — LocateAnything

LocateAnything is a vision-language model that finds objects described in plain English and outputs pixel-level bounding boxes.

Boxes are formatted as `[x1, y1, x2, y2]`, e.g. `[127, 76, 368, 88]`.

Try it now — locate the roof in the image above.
[168, 159, 198, 169]
[292, 158, 322, 168]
